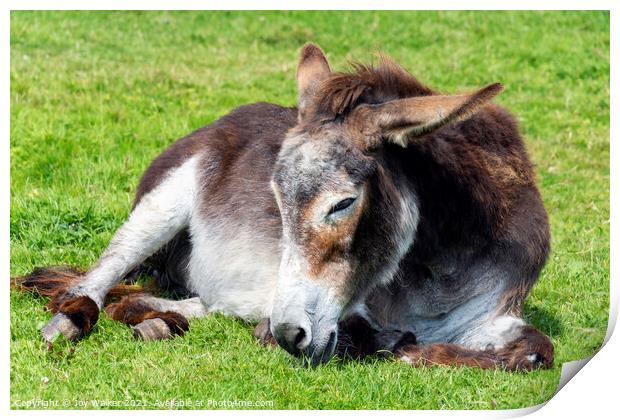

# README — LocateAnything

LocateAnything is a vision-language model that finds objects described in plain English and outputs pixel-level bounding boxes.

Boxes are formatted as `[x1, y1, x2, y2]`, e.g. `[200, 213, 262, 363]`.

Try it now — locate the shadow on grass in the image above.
[523, 302, 564, 338]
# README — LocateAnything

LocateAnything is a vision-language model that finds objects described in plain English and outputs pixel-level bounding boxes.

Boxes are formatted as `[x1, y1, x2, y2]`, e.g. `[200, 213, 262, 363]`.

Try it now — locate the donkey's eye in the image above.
[328, 197, 357, 216]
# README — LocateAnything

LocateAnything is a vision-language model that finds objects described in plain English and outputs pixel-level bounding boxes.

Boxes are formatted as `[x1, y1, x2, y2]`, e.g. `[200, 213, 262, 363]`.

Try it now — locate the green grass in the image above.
[10, 11, 609, 410]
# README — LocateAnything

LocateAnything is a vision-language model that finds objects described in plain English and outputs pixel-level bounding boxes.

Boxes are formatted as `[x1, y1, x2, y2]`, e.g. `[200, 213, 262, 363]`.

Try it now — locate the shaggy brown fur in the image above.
[395, 326, 553, 371]
[12, 266, 155, 307]
[396, 343, 498, 369]
[312, 58, 435, 119]
[11, 266, 181, 337]
[56, 296, 100, 335]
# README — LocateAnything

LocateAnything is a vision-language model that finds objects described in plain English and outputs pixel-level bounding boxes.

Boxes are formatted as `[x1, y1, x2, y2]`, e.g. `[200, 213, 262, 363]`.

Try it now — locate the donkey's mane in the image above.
[314, 56, 436, 120]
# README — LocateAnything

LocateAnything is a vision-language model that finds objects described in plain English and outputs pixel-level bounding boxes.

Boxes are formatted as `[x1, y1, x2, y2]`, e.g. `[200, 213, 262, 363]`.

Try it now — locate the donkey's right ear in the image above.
[349, 83, 503, 149]
[296, 43, 331, 121]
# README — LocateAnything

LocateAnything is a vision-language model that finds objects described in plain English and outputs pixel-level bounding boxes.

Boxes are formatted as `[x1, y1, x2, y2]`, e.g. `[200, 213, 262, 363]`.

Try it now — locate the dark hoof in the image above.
[527, 352, 545, 367]
[133, 318, 172, 340]
[40, 295, 100, 347]
[503, 351, 551, 371]
[132, 312, 189, 340]
[41, 312, 82, 345]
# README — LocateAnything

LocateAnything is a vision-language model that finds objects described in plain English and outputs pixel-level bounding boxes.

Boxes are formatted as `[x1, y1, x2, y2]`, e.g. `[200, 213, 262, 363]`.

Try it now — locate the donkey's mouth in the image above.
[301, 330, 338, 366]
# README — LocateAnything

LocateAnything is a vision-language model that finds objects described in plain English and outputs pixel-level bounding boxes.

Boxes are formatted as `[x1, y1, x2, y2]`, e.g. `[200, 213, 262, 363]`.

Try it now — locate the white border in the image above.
[1, 0, 617, 11]
[3, 2, 616, 419]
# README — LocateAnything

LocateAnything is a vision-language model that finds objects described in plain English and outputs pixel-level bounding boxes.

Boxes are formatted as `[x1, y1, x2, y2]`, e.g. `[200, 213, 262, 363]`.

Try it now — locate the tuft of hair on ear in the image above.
[453, 82, 504, 121]
[315, 55, 436, 120]
[298, 43, 328, 66]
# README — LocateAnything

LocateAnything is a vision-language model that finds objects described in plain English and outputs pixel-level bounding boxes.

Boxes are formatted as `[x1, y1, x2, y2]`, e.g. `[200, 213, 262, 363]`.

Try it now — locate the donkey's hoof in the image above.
[132, 318, 172, 341]
[253, 318, 278, 347]
[41, 312, 82, 345]
[497, 325, 554, 371]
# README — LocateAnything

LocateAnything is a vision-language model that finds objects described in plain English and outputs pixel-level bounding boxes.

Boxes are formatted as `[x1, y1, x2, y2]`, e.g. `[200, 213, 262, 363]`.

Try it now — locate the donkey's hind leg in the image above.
[448, 289, 554, 371]
[105, 295, 207, 340]
[395, 315, 553, 371]
[39, 156, 201, 342]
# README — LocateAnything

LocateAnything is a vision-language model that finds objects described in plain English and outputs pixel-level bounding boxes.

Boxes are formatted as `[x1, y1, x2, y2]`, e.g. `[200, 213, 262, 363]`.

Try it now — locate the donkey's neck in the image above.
[376, 161, 420, 286]
[347, 157, 419, 312]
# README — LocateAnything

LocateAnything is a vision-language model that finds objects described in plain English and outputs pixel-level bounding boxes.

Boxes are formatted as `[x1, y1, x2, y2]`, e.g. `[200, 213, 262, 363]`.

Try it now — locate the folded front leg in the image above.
[38, 156, 201, 344]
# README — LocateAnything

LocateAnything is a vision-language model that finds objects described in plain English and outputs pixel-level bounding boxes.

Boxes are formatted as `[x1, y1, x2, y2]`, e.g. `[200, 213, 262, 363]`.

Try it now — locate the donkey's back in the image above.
[135, 102, 297, 205]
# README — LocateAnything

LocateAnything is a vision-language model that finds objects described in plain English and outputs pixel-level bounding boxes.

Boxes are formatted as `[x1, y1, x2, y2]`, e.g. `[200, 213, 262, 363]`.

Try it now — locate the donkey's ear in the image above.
[296, 43, 331, 121]
[352, 83, 503, 148]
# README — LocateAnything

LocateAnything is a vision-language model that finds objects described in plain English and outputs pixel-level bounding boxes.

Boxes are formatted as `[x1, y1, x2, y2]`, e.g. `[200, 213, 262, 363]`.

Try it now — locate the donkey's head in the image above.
[270, 44, 503, 364]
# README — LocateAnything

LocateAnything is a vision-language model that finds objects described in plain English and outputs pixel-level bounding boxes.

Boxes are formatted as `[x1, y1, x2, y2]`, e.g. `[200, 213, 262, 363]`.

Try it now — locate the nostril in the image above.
[294, 327, 307, 349]
[273, 323, 311, 355]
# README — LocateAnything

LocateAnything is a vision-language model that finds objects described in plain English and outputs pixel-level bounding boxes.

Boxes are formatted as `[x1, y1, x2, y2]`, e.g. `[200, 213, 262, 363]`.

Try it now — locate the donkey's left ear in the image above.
[296, 43, 331, 121]
[351, 83, 503, 148]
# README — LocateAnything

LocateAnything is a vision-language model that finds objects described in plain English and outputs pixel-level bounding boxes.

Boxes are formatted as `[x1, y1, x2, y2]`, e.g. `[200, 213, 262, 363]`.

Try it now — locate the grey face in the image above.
[269, 128, 377, 364]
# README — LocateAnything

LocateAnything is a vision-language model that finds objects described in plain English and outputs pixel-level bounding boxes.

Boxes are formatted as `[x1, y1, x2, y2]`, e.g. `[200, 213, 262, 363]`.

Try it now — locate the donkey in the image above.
[15, 43, 553, 370]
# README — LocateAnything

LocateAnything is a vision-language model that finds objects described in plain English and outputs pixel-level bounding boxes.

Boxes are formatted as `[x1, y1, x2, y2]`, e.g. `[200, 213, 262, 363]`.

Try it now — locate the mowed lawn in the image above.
[10, 11, 609, 410]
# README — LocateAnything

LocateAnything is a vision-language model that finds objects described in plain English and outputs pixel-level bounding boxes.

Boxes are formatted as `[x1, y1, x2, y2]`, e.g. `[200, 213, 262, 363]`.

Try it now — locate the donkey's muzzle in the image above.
[270, 274, 342, 365]
[272, 321, 338, 365]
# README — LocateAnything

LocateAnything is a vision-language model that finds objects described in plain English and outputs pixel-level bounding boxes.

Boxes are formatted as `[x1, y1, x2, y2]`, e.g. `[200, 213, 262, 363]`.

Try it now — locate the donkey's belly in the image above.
[186, 217, 281, 321]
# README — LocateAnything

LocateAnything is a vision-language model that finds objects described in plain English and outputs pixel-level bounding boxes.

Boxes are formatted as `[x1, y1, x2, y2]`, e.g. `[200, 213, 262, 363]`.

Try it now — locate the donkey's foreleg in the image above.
[105, 295, 207, 340]
[42, 156, 201, 342]
[395, 342, 499, 369]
